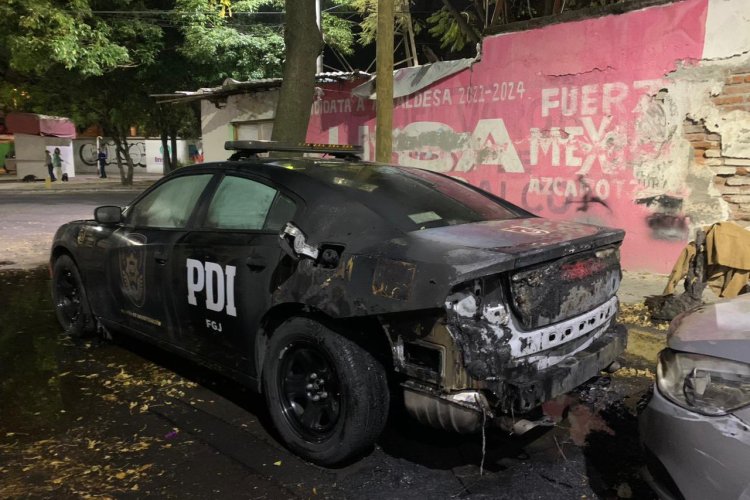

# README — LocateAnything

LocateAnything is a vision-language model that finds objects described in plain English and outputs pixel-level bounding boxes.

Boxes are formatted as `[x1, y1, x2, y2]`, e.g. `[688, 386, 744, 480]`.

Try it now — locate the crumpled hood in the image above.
[668, 295, 750, 364]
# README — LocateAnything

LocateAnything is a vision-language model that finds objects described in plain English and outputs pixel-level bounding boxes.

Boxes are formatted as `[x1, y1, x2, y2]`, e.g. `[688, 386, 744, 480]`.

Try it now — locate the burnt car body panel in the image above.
[51, 150, 627, 435]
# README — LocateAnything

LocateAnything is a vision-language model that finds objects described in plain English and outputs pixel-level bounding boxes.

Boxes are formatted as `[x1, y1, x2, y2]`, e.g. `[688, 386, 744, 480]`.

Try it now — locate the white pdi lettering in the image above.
[186, 259, 237, 317]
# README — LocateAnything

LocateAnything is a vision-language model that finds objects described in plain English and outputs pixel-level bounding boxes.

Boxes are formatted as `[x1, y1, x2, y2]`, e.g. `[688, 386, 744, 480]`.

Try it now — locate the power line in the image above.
[86, 10, 433, 15]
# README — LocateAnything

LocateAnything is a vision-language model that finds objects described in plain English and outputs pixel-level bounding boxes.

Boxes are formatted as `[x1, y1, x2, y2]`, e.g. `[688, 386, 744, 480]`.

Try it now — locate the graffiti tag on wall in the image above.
[78, 140, 147, 168]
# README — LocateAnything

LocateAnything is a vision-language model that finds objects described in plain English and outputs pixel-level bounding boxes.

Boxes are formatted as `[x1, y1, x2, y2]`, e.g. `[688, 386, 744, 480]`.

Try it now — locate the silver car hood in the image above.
[667, 294, 750, 364]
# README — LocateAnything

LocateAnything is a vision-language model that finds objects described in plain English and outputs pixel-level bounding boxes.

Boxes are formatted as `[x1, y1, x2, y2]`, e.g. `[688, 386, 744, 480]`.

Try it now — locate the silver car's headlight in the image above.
[657, 348, 750, 416]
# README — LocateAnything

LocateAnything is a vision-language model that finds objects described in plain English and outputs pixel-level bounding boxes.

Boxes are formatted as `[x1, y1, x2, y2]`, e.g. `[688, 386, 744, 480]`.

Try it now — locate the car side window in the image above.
[205, 175, 291, 231]
[127, 174, 212, 228]
[263, 193, 297, 231]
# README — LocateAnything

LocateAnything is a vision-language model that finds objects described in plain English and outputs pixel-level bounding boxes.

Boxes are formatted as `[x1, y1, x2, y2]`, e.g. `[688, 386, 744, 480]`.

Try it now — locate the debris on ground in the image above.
[648, 223, 750, 321]
[618, 303, 669, 331]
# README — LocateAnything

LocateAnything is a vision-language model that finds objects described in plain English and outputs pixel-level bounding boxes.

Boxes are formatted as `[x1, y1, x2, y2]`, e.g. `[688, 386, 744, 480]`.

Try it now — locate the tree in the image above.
[178, 0, 353, 145]
[41, 70, 154, 184]
[270, 0, 323, 144]
[175, 0, 287, 81]
[1, 0, 268, 182]
[348, 0, 422, 67]
[1, 0, 359, 183]
[425, 0, 630, 57]
[0, 0, 164, 184]
[0, 0, 136, 78]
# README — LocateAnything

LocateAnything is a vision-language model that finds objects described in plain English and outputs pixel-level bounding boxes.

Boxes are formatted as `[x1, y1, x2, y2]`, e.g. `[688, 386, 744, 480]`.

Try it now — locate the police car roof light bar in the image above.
[225, 140, 363, 160]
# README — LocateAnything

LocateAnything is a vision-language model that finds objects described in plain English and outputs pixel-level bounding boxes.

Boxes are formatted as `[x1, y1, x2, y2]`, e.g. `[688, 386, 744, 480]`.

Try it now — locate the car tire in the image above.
[52, 255, 96, 338]
[263, 317, 389, 466]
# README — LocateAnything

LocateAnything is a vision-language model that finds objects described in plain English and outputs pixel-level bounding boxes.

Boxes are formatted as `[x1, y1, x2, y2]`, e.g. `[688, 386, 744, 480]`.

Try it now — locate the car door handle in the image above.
[155, 251, 168, 265]
[246, 255, 267, 271]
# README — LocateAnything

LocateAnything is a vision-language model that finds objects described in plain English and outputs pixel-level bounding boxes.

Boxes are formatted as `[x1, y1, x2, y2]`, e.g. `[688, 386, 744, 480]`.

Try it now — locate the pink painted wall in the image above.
[308, 0, 710, 272]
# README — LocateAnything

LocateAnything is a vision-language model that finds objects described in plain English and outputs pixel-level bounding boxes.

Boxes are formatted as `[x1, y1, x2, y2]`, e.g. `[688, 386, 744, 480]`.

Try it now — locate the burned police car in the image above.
[50, 141, 626, 465]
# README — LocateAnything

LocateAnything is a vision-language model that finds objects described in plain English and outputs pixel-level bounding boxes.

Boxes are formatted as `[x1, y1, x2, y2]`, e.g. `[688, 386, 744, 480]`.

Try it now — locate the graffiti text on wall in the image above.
[78, 140, 147, 168]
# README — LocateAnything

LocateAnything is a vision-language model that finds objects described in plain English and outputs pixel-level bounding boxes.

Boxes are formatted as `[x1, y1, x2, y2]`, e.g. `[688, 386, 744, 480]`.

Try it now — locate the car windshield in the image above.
[308, 163, 526, 230]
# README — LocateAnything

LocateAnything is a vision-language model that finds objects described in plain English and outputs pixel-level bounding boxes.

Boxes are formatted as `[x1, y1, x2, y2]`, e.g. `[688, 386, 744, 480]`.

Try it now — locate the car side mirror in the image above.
[94, 206, 123, 225]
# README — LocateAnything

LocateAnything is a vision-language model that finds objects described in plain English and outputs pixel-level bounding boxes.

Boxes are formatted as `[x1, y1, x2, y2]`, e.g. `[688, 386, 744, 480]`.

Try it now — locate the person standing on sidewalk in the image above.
[52, 148, 64, 180]
[97, 148, 107, 178]
[45, 150, 56, 181]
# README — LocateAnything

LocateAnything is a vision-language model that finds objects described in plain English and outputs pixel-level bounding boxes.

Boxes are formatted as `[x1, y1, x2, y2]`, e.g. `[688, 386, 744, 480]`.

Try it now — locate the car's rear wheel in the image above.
[52, 255, 95, 338]
[263, 317, 389, 466]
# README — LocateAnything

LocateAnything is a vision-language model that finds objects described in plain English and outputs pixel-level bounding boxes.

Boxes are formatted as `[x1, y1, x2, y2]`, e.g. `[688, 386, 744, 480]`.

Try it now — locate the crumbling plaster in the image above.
[665, 52, 750, 229]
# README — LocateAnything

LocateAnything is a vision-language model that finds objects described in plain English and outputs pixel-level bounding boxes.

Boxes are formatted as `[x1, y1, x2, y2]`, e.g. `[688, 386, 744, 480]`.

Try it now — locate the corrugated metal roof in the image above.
[352, 59, 475, 100]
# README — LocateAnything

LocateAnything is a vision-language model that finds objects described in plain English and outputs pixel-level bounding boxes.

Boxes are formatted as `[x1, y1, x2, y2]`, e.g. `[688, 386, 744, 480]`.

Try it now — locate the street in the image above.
[0, 189, 660, 499]
[0, 189, 141, 270]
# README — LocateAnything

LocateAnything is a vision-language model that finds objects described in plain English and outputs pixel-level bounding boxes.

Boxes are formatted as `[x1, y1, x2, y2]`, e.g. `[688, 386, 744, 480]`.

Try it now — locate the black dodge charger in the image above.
[50, 141, 626, 465]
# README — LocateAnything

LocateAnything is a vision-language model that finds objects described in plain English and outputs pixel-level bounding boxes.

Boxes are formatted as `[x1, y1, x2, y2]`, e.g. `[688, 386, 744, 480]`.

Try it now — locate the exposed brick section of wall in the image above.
[684, 70, 750, 226]
[711, 72, 750, 113]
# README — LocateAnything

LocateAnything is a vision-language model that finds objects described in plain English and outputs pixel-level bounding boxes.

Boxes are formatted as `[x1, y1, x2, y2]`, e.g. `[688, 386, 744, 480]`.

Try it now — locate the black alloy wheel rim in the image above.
[277, 341, 342, 442]
[55, 267, 82, 326]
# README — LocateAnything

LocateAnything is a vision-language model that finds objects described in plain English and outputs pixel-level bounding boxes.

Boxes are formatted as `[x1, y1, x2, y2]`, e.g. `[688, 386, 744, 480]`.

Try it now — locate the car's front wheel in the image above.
[263, 317, 389, 466]
[52, 254, 96, 338]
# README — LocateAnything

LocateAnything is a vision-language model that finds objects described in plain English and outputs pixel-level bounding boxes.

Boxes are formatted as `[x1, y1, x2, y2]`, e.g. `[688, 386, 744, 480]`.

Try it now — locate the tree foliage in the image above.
[424, 0, 630, 56]
[323, 11, 356, 56]
[427, 6, 476, 53]
[0, 0, 361, 183]
[0, 0, 162, 76]
[348, 0, 421, 47]
[176, 0, 287, 81]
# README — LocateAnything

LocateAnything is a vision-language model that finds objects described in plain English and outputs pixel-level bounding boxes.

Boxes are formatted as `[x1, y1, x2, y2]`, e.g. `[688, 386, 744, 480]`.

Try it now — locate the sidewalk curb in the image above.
[0, 175, 159, 194]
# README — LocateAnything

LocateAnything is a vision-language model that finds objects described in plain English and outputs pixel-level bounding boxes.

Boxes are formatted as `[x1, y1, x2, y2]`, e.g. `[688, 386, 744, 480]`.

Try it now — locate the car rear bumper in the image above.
[639, 386, 750, 500]
[498, 322, 627, 412]
[404, 323, 627, 432]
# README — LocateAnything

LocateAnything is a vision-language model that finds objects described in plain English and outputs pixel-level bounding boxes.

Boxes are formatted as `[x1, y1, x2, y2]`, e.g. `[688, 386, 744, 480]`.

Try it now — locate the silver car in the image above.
[640, 294, 750, 500]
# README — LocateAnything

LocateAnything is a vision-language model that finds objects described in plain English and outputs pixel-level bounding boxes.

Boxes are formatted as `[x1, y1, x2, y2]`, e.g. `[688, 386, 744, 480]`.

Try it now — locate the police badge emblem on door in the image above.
[119, 233, 147, 307]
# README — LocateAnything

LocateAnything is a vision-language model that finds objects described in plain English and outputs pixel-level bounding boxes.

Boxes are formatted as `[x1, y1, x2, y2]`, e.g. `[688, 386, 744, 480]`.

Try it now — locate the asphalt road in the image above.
[0, 189, 659, 498]
[0, 190, 140, 269]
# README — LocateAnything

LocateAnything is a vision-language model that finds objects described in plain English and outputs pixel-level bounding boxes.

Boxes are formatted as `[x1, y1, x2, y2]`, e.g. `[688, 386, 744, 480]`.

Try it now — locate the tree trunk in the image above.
[160, 131, 172, 173]
[403, 1, 419, 66]
[112, 133, 134, 186]
[270, 0, 323, 146]
[170, 132, 178, 169]
[472, 0, 486, 27]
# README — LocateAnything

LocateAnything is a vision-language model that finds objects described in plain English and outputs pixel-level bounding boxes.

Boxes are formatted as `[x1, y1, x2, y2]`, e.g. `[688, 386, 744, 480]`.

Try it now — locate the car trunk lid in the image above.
[411, 218, 624, 329]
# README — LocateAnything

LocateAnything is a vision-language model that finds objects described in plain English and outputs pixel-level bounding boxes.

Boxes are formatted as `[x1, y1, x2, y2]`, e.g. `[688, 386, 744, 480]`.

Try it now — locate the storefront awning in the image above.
[5, 112, 76, 138]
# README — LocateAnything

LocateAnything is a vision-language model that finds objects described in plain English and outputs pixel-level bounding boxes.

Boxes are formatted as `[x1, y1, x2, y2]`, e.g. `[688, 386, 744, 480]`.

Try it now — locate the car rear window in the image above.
[308, 164, 524, 230]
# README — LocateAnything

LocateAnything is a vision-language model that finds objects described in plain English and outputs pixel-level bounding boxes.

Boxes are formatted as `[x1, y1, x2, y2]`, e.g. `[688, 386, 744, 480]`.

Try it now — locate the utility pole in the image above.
[375, 0, 393, 163]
